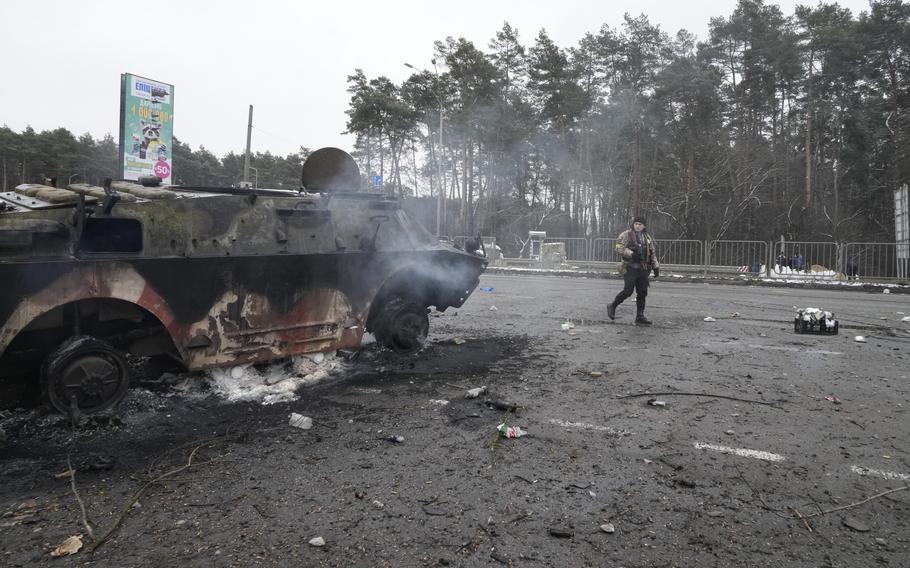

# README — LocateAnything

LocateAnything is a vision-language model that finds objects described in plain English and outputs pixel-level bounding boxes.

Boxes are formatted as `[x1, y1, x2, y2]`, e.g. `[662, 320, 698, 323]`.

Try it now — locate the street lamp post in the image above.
[405, 61, 444, 238]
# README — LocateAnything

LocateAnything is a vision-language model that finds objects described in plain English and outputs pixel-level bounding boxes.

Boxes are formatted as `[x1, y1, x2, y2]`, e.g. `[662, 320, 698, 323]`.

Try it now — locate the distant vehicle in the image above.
[0, 148, 486, 416]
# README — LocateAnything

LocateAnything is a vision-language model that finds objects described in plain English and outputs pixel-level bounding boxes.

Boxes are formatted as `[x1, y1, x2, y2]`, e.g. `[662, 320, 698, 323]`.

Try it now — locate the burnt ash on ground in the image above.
[0, 332, 539, 567]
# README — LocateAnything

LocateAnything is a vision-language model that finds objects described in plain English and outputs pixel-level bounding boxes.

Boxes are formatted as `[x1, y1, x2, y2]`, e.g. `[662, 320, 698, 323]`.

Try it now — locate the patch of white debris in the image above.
[205, 352, 342, 405]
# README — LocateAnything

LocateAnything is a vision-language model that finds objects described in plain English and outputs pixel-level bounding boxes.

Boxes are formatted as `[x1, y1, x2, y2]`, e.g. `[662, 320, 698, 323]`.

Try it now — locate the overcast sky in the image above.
[1, 0, 872, 158]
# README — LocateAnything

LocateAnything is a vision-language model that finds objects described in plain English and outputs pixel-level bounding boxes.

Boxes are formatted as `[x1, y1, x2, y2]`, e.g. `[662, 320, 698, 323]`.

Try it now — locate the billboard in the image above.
[119, 73, 174, 183]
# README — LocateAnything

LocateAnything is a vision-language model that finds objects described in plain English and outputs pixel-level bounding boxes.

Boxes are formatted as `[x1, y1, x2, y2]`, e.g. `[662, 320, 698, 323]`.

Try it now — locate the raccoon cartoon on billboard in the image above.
[119, 73, 174, 184]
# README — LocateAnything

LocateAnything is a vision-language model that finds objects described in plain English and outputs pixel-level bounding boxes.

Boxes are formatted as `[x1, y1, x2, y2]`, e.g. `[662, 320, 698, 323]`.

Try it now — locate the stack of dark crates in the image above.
[794, 307, 839, 335]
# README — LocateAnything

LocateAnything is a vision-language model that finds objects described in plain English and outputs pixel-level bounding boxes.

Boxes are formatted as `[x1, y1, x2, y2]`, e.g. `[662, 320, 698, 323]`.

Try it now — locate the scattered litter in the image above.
[647, 399, 667, 407]
[842, 517, 871, 532]
[548, 526, 573, 538]
[453, 338, 466, 345]
[384, 435, 405, 443]
[372, 500, 384, 509]
[731, 312, 740, 318]
[309, 536, 326, 547]
[486, 400, 520, 412]
[902, 316, 910, 322]
[883, 289, 890, 294]
[703, 317, 716, 322]
[854, 336, 867, 343]
[489, 305, 498, 311]
[465, 386, 487, 399]
[50, 535, 83, 557]
[561, 321, 575, 330]
[288, 413, 313, 430]
[590, 371, 603, 379]
[824, 395, 842, 405]
[706, 510, 725, 518]
[497, 423, 527, 438]
[479, 287, 495, 292]
[600, 523, 616, 533]
[588, 490, 596, 498]
[725, 429, 735, 435]
[428, 399, 449, 407]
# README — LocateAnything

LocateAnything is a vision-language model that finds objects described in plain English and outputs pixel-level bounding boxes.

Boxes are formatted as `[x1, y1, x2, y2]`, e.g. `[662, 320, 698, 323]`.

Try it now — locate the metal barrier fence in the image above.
[770, 241, 840, 275]
[655, 239, 704, 267]
[545, 237, 589, 261]
[843, 242, 910, 280]
[709, 240, 769, 274]
[452, 235, 908, 281]
[591, 238, 613, 261]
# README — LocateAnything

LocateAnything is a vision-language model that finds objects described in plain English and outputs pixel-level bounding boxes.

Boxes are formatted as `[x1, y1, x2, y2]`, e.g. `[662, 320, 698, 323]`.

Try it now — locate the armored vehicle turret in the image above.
[0, 148, 486, 415]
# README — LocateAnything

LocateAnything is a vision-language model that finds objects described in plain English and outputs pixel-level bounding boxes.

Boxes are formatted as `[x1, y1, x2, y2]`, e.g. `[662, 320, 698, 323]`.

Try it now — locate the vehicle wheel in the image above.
[42, 336, 130, 415]
[372, 298, 429, 354]
[793, 318, 800, 333]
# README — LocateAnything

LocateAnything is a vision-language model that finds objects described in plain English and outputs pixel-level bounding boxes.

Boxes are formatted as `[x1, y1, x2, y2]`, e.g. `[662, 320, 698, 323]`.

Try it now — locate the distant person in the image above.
[845, 262, 858, 280]
[607, 217, 659, 325]
[792, 252, 805, 272]
[776, 253, 787, 273]
[751, 261, 761, 277]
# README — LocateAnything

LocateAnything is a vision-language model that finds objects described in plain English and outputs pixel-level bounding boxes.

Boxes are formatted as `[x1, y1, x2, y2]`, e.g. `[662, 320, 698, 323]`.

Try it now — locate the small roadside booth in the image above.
[528, 231, 546, 260]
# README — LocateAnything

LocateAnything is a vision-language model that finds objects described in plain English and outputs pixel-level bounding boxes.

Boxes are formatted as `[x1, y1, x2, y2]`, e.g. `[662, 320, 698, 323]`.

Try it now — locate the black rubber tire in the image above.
[42, 336, 130, 415]
[372, 298, 429, 354]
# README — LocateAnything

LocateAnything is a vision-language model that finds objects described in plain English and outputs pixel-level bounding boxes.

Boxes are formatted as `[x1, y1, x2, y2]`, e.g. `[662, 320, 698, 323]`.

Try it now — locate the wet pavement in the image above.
[1, 274, 909, 567]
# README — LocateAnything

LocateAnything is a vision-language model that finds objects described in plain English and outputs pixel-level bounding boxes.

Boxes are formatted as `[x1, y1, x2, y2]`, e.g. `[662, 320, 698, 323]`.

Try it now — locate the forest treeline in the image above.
[2, 0, 908, 254]
[347, 0, 909, 250]
[0, 127, 308, 194]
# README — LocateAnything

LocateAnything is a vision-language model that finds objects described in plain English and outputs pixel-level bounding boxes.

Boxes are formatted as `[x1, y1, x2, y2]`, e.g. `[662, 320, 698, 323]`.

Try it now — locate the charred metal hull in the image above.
[0, 249, 482, 370]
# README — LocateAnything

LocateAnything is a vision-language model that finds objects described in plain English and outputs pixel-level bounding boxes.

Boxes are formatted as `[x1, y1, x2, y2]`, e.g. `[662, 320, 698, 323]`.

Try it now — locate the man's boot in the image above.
[607, 302, 616, 320]
[635, 297, 651, 324]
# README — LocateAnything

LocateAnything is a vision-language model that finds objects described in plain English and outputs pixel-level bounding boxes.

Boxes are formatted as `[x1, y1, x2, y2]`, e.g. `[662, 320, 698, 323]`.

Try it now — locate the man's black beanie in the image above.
[631, 216, 646, 226]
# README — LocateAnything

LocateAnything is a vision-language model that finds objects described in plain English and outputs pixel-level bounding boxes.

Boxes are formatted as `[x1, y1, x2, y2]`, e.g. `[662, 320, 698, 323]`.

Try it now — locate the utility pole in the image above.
[243, 104, 253, 185]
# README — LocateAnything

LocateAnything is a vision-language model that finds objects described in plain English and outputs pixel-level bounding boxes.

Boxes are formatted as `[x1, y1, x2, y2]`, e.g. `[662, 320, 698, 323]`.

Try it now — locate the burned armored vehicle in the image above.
[0, 148, 486, 415]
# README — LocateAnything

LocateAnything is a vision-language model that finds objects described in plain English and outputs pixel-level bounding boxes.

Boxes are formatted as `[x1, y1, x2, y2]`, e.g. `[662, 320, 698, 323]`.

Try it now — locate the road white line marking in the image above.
[547, 418, 627, 436]
[694, 442, 786, 462]
[745, 344, 843, 355]
[851, 465, 910, 482]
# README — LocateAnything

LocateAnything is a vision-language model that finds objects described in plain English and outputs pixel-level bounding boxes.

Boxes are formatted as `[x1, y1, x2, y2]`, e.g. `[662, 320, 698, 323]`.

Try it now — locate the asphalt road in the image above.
[1, 273, 908, 567]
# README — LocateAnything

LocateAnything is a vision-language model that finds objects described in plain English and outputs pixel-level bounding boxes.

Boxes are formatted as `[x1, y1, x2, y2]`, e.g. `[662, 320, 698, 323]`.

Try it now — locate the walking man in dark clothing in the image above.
[607, 217, 659, 324]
